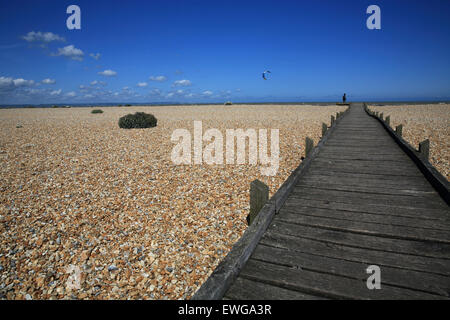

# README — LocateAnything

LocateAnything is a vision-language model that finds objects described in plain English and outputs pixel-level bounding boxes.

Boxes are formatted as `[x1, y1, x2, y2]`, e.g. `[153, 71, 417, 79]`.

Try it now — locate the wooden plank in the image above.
[309, 161, 420, 173]
[312, 158, 419, 169]
[274, 211, 450, 246]
[304, 171, 432, 185]
[248, 179, 269, 225]
[316, 154, 409, 161]
[260, 232, 450, 276]
[279, 205, 450, 231]
[322, 146, 406, 154]
[251, 244, 450, 297]
[301, 173, 434, 190]
[282, 197, 450, 221]
[295, 181, 439, 198]
[239, 259, 445, 299]
[290, 187, 448, 210]
[306, 166, 435, 180]
[225, 276, 327, 300]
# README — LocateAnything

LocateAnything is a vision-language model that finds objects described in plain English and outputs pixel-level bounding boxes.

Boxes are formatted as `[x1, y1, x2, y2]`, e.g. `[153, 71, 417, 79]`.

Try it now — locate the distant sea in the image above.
[1, 100, 449, 109]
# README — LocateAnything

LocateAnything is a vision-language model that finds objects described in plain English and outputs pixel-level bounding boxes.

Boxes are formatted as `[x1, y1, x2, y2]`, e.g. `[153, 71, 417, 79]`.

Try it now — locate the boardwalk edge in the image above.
[364, 104, 449, 205]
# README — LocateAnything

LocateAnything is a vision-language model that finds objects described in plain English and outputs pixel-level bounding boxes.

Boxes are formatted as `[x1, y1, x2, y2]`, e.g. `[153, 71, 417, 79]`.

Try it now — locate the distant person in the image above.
[342, 93, 347, 104]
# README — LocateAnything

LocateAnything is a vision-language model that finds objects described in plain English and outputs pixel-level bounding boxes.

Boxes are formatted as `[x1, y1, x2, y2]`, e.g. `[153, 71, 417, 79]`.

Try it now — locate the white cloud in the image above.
[172, 79, 192, 87]
[54, 45, 84, 61]
[22, 31, 65, 43]
[42, 78, 56, 84]
[66, 91, 76, 97]
[149, 75, 167, 82]
[165, 89, 188, 99]
[90, 80, 106, 86]
[0, 77, 35, 93]
[13, 78, 35, 87]
[98, 69, 117, 77]
[90, 53, 101, 60]
[149, 88, 162, 96]
[137, 82, 148, 87]
[0, 77, 15, 91]
[202, 90, 213, 96]
[50, 89, 62, 96]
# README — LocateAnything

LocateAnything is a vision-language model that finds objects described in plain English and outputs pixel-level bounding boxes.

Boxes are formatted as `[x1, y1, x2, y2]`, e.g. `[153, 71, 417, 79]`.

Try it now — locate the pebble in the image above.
[0, 104, 347, 299]
[25, 294, 32, 300]
[108, 265, 118, 272]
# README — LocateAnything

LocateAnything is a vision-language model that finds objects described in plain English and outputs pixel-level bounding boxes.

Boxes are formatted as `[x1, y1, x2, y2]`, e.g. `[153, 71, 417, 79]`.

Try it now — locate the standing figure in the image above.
[343, 93, 347, 104]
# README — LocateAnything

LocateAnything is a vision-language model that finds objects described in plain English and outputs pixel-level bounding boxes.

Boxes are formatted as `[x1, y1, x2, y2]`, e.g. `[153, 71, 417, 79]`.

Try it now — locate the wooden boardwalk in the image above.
[194, 103, 450, 300]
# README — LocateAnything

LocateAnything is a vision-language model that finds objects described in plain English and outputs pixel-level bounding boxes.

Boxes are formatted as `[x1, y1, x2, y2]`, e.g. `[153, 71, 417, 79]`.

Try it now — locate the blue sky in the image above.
[0, 0, 449, 104]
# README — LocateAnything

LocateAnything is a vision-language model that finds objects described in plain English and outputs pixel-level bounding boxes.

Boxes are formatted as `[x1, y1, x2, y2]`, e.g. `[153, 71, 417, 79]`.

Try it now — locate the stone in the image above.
[108, 265, 118, 272]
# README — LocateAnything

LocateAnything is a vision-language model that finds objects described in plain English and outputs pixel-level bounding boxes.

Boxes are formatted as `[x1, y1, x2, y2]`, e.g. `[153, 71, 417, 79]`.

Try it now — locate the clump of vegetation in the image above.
[224, 101, 232, 105]
[91, 109, 104, 114]
[118, 112, 157, 129]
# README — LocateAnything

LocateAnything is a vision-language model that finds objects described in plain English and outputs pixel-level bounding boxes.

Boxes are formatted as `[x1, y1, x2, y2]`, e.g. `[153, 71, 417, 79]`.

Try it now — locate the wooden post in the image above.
[331, 115, 335, 126]
[305, 137, 314, 157]
[395, 124, 403, 137]
[419, 139, 430, 160]
[375, 111, 379, 117]
[380, 113, 384, 121]
[322, 123, 327, 137]
[385, 115, 390, 126]
[247, 179, 269, 225]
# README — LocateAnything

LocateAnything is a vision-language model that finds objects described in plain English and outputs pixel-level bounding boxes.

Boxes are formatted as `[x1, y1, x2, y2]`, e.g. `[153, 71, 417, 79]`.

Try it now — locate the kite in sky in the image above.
[262, 70, 271, 80]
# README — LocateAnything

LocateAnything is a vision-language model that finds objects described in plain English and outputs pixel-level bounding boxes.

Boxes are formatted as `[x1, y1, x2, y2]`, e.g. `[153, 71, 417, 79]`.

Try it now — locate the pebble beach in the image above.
[0, 104, 345, 300]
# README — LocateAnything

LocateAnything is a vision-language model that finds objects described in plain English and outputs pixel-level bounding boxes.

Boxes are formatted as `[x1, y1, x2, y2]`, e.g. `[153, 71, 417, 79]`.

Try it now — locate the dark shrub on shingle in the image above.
[118, 112, 157, 129]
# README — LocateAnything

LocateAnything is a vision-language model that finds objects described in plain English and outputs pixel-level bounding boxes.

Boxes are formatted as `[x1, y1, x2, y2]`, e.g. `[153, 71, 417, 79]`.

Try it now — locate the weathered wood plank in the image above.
[290, 187, 448, 210]
[312, 158, 419, 169]
[279, 205, 450, 231]
[251, 244, 450, 297]
[300, 175, 434, 191]
[259, 232, 450, 276]
[304, 170, 432, 185]
[295, 181, 439, 198]
[239, 259, 445, 299]
[225, 276, 327, 300]
[271, 211, 450, 246]
[282, 197, 450, 221]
